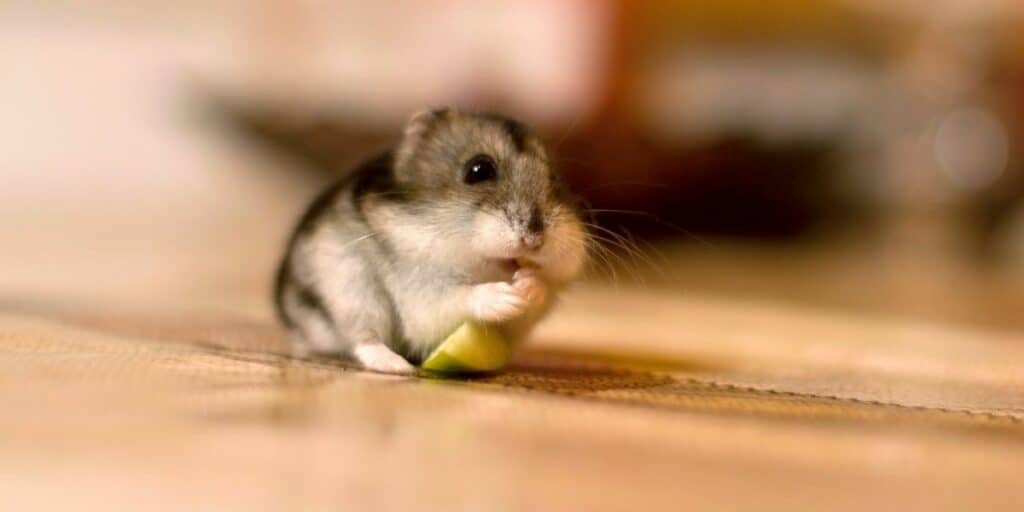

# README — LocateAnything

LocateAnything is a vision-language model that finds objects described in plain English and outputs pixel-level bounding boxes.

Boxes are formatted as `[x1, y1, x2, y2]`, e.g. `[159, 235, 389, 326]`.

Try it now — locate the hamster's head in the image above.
[391, 109, 586, 283]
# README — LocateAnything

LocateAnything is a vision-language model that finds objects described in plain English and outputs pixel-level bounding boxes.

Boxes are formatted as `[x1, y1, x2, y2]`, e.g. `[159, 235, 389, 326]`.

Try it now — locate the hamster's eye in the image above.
[463, 154, 498, 185]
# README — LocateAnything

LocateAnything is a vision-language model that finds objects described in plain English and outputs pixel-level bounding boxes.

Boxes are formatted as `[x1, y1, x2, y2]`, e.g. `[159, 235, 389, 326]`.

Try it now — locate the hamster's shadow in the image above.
[424, 347, 723, 393]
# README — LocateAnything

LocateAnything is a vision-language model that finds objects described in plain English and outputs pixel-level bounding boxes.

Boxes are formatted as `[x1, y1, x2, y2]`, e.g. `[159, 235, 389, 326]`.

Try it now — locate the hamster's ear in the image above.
[403, 108, 449, 139]
[396, 108, 450, 171]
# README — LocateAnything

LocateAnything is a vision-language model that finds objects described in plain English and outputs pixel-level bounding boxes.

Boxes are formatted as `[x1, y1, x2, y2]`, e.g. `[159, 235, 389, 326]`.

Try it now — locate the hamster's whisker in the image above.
[579, 224, 654, 285]
[559, 229, 624, 286]
[572, 205, 673, 276]
[582, 222, 665, 281]
[577, 238, 617, 284]
[584, 207, 717, 249]
[583, 232, 642, 286]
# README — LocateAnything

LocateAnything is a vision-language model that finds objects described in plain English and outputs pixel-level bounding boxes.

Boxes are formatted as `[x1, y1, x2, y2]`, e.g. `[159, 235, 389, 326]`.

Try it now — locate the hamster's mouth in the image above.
[490, 257, 540, 274]
[494, 258, 521, 274]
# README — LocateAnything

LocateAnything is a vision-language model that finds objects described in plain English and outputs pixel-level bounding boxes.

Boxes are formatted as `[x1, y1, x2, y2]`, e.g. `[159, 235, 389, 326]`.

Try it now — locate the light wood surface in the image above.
[4, 270, 1024, 511]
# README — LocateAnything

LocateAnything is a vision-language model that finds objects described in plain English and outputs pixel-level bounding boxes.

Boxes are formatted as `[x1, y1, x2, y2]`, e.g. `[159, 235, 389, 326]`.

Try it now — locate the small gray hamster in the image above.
[274, 109, 588, 374]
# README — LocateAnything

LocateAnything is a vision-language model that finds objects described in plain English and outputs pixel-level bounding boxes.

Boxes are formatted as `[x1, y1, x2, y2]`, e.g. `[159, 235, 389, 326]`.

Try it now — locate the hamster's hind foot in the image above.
[352, 343, 416, 375]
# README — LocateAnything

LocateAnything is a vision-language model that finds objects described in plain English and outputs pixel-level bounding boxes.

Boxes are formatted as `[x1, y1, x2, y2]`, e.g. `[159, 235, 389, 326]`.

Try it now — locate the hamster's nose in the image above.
[519, 233, 544, 251]
[510, 204, 544, 251]
[519, 206, 545, 251]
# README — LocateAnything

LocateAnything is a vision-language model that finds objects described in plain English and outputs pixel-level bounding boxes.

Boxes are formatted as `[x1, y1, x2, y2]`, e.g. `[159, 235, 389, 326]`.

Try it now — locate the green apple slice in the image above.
[421, 321, 508, 373]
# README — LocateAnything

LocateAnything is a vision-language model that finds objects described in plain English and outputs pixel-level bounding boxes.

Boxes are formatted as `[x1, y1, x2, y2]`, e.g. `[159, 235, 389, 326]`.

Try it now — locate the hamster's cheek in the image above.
[537, 218, 587, 283]
[470, 210, 515, 258]
[385, 216, 438, 255]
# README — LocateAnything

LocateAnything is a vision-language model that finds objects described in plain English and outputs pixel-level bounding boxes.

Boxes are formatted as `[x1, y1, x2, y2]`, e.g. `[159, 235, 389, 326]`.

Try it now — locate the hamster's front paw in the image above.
[469, 282, 530, 323]
[513, 267, 547, 307]
[352, 343, 416, 375]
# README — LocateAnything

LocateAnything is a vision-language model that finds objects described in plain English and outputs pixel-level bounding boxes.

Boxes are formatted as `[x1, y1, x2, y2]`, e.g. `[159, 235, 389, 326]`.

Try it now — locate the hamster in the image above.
[274, 109, 588, 374]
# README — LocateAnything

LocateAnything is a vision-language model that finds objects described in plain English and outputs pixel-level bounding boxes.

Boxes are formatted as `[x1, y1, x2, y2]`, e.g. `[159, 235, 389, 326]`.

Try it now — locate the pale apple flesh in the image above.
[420, 321, 509, 373]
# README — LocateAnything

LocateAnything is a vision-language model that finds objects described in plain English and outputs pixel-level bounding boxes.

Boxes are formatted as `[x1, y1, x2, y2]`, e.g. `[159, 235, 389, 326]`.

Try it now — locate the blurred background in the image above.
[4, 0, 1024, 333]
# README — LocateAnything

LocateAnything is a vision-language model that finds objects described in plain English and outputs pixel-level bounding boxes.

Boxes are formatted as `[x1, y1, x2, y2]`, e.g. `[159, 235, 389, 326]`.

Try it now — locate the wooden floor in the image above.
[3, 265, 1024, 511]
